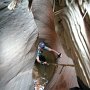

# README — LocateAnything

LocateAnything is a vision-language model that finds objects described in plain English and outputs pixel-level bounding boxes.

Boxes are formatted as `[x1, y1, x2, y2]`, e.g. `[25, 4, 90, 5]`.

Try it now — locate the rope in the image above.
[48, 63, 75, 67]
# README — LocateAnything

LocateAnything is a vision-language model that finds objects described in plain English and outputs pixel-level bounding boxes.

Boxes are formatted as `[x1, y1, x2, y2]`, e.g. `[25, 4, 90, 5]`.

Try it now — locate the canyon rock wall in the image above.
[54, 0, 90, 89]
[0, 1, 38, 90]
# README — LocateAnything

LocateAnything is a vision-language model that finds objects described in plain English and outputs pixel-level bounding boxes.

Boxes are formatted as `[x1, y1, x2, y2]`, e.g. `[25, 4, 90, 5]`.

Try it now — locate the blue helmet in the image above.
[39, 42, 45, 49]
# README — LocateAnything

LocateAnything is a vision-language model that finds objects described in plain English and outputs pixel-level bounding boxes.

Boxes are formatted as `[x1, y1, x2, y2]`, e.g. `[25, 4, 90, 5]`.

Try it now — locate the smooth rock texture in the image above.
[0, 0, 38, 90]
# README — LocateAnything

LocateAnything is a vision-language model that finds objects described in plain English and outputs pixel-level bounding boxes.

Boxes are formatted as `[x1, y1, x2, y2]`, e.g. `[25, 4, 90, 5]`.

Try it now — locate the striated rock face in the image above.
[54, 0, 90, 89]
[0, 0, 38, 90]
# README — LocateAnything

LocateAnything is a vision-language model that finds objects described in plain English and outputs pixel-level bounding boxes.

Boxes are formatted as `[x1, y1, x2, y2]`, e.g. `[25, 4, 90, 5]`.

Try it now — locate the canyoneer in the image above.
[36, 41, 62, 65]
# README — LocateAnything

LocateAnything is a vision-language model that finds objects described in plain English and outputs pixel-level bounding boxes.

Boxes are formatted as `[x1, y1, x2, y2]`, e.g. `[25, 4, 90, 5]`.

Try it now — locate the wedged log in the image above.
[57, 2, 90, 89]
[8, 0, 33, 10]
[0, 1, 38, 90]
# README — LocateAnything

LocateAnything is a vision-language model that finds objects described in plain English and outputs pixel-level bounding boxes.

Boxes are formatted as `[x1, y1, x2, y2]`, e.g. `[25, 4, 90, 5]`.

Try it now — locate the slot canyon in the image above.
[0, 0, 90, 90]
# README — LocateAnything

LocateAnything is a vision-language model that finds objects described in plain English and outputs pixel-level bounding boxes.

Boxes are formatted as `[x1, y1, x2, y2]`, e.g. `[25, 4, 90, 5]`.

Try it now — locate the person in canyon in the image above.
[36, 41, 62, 65]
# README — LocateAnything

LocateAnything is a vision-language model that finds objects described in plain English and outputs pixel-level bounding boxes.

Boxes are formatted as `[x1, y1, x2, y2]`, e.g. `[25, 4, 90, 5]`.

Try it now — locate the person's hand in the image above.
[57, 53, 62, 58]
[42, 62, 49, 65]
[43, 62, 47, 64]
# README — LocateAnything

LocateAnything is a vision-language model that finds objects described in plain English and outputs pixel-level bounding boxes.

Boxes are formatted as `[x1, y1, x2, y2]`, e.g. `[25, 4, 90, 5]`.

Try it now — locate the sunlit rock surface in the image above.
[31, 0, 58, 49]
[0, 0, 38, 90]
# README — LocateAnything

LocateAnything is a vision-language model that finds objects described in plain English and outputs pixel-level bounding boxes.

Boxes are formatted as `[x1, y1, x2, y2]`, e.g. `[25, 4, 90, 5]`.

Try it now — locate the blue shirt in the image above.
[36, 46, 50, 56]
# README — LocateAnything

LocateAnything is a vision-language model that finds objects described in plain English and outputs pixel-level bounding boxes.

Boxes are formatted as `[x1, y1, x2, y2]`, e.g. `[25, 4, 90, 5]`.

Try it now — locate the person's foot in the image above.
[58, 53, 62, 58]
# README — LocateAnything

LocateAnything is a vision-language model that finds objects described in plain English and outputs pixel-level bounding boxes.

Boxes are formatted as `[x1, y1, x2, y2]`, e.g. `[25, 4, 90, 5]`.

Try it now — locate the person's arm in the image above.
[49, 48, 60, 55]
[44, 46, 59, 54]
[44, 46, 62, 58]
[36, 55, 41, 64]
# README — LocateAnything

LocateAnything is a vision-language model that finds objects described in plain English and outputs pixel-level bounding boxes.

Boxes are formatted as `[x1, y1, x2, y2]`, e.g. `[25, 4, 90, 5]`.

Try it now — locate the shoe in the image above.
[58, 53, 62, 58]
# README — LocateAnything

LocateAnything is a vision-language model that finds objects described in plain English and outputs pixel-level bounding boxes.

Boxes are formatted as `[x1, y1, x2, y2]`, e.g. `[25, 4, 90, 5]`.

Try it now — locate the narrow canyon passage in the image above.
[0, 0, 90, 90]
